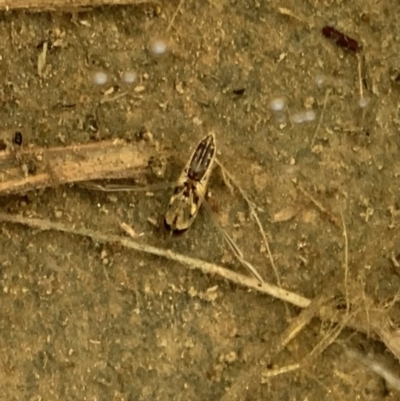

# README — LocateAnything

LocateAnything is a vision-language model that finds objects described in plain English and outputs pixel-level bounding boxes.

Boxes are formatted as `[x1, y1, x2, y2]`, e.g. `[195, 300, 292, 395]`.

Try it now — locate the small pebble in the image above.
[304, 96, 315, 109]
[134, 85, 145, 93]
[175, 82, 184, 94]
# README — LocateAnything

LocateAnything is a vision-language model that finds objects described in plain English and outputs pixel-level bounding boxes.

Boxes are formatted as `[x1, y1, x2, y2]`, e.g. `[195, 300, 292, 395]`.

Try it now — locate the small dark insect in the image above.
[13, 131, 23, 146]
[322, 26, 361, 53]
[164, 132, 216, 233]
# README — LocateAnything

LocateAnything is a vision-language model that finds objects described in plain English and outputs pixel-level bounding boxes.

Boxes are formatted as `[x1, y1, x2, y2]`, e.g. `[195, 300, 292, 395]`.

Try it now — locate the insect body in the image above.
[164, 132, 216, 233]
[81, 132, 264, 282]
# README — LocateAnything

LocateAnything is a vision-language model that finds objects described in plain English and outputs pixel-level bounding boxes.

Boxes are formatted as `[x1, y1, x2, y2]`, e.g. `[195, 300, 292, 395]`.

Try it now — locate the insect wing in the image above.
[164, 184, 200, 232]
[164, 132, 216, 233]
[187, 132, 216, 182]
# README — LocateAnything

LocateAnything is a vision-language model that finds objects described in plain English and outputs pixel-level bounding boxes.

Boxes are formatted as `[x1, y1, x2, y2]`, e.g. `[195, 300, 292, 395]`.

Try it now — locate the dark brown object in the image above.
[322, 25, 361, 53]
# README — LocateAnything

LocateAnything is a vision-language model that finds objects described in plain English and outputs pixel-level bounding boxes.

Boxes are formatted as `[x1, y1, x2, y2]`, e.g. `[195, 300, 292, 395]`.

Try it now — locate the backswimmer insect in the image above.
[164, 132, 216, 233]
[164, 132, 263, 282]
[80, 132, 264, 283]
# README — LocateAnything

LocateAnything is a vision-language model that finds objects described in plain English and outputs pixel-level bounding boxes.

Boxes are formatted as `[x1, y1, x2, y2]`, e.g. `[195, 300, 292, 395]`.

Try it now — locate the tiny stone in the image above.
[225, 351, 238, 364]
[134, 85, 145, 93]
[175, 82, 184, 94]
[143, 131, 154, 142]
[304, 97, 315, 108]
[103, 86, 114, 96]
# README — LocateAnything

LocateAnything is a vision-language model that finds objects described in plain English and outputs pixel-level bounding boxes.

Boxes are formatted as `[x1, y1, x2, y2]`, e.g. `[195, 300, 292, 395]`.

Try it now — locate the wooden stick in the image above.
[0, 0, 156, 12]
[0, 211, 398, 368]
[0, 140, 156, 195]
[216, 159, 282, 288]
[0, 212, 310, 307]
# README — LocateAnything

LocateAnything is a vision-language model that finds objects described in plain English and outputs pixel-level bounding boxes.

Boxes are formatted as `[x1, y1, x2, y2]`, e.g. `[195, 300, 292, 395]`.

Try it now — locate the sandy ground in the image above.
[0, 0, 399, 400]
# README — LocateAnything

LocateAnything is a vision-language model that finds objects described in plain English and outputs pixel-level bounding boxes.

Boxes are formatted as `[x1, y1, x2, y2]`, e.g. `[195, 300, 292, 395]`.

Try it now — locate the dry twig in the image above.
[198, 187, 265, 283]
[166, 0, 184, 31]
[0, 211, 399, 373]
[295, 182, 341, 228]
[311, 88, 330, 148]
[216, 159, 282, 288]
[0, 140, 156, 196]
[261, 363, 300, 381]
[341, 210, 350, 314]
[0, 212, 310, 308]
[0, 0, 156, 11]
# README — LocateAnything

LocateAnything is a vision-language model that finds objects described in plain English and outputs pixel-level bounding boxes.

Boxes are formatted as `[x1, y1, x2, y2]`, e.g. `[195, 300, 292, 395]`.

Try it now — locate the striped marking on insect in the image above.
[164, 132, 216, 233]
